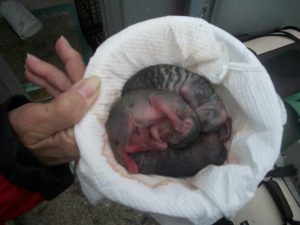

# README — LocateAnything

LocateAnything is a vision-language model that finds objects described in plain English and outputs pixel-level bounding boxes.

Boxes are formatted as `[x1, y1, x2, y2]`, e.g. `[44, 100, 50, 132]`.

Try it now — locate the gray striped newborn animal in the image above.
[123, 64, 230, 139]
[106, 89, 201, 173]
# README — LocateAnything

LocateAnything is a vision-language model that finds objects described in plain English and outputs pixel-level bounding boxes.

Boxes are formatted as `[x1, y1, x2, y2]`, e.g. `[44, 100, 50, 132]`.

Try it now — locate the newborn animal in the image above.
[106, 89, 201, 172]
[106, 64, 231, 177]
[132, 132, 228, 177]
[123, 64, 230, 138]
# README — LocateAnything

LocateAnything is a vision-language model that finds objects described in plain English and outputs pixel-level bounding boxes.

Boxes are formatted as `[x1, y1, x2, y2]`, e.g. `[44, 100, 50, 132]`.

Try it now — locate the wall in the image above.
[210, 0, 300, 36]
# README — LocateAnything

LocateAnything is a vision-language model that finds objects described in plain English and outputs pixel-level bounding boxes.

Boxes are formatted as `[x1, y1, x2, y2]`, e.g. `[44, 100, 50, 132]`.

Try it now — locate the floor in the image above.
[15, 179, 158, 225]
[0, 2, 158, 224]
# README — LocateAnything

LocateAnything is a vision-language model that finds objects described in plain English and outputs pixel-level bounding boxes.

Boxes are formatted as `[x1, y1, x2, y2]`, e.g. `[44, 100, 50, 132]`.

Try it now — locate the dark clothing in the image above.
[0, 96, 74, 223]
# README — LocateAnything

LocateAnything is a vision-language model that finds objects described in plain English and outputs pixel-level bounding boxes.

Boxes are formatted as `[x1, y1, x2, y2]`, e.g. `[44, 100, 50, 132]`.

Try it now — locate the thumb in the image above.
[44, 76, 101, 133]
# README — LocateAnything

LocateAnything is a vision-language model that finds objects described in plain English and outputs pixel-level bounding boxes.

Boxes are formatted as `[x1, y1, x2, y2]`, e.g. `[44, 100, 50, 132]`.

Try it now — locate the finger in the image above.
[25, 67, 61, 96]
[42, 76, 101, 133]
[55, 36, 86, 83]
[25, 53, 72, 92]
[9, 76, 101, 145]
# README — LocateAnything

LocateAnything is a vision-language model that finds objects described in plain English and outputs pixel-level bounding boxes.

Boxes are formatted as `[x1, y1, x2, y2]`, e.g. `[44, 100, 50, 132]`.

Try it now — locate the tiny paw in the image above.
[153, 141, 168, 151]
[174, 121, 185, 132]
[175, 118, 192, 135]
[124, 154, 139, 173]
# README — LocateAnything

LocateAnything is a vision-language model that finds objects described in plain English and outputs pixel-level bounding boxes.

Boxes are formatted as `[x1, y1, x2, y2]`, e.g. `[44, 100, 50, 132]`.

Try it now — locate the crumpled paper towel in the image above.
[74, 16, 286, 225]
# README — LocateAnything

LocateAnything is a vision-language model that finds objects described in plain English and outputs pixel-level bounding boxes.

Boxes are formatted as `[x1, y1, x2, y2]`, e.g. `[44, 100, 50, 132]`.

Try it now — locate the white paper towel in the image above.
[74, 16, 286, 225]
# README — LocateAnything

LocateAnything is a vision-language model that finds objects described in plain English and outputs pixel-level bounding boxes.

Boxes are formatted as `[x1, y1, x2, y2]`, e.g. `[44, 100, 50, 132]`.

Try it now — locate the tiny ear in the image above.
[218, 117, 232, 143]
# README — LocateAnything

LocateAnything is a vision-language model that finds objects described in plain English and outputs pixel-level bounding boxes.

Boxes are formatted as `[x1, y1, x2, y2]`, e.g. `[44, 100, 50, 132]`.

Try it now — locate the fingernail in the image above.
[60, 36, 71, 47]
[77, 76, 101, 99]
[27, 53, 41, 62]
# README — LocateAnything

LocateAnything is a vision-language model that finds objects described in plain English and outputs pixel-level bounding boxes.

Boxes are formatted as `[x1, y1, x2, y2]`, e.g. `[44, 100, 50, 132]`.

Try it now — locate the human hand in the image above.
[24, 36, 86, 96]
[9, 37, 99, 165]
